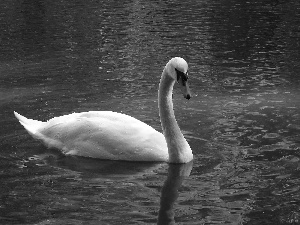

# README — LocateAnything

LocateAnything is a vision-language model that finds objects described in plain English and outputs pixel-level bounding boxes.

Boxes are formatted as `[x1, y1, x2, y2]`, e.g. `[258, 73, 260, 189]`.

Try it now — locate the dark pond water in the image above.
[1, 0, 300, 224]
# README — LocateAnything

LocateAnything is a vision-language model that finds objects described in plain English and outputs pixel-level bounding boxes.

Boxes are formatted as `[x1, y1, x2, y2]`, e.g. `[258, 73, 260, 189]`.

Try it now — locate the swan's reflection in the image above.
[157, 161, 193, 225]
[31, 153, 164, 179]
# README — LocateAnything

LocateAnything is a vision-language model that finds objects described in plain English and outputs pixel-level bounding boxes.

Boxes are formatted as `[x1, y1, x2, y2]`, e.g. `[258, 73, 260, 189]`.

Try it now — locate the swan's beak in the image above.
[175, 68, 191, 99]
[182, 81, 191, 100]
[177, 72, 191, 99]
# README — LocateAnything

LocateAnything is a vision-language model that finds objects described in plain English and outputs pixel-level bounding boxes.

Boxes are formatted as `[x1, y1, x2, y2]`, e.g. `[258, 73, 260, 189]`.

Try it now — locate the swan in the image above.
[14, 57, 193, 163]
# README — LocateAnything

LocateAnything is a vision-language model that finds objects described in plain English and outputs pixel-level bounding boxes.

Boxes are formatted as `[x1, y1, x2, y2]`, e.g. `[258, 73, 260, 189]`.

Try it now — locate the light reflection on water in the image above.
[1, 0, 300, 224]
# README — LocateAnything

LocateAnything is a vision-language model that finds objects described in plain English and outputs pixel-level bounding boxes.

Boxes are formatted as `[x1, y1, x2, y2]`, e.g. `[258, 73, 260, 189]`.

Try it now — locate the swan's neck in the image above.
[158, 69, 193, 163]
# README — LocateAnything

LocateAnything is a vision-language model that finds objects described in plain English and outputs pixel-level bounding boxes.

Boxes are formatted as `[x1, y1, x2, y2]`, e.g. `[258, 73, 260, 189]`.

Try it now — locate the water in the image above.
[1, 0, 300, 224]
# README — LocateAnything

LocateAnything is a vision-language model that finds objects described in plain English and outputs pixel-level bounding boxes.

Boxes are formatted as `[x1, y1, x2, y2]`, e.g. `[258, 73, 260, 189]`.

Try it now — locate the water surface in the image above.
[1, 0, 300, 224]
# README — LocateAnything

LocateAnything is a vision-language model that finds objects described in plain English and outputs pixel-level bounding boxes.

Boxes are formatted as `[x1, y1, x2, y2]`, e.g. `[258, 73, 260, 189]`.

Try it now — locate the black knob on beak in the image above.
[185, 94, 191, 100]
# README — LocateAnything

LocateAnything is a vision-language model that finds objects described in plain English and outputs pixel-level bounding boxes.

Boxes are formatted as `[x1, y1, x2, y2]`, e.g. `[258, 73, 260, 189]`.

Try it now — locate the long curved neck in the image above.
[158, 69, 193, 163]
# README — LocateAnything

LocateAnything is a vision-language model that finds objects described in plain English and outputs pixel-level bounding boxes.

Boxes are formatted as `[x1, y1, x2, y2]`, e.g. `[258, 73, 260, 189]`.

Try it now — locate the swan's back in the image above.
[14, 111, 169, 162]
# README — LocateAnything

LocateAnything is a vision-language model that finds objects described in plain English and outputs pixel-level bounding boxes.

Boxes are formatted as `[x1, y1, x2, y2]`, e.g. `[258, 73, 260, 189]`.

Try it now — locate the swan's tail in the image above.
[14, 111, 44, 138]
[14, 111, 66, 151]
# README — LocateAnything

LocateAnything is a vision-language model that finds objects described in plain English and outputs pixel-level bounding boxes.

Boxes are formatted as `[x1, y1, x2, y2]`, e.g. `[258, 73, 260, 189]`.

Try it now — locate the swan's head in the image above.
[166, 57, 191, 100]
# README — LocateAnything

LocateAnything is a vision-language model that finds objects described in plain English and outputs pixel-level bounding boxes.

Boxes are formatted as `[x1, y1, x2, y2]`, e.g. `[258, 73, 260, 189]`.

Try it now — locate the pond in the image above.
[0, 0, 300, 224]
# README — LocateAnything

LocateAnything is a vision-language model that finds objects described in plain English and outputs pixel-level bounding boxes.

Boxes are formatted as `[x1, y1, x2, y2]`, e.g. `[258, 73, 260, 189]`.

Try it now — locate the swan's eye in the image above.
[175, 68, 188, 84]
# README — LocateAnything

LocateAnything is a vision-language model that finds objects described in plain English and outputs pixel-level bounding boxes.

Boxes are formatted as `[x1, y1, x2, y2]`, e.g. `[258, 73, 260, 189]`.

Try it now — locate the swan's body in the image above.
[14, 111, 169, 161]
[14, 57, 193, 163]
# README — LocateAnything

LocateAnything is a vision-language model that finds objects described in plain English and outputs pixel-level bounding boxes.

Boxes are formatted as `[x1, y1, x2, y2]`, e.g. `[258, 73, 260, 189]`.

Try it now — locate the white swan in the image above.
[14, 57, 193, 163]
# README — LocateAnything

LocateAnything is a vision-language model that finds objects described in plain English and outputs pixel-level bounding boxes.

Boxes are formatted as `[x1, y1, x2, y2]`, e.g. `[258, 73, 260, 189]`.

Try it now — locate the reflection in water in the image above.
[37, 153, 164, 179]
[157, 161, 193, 225]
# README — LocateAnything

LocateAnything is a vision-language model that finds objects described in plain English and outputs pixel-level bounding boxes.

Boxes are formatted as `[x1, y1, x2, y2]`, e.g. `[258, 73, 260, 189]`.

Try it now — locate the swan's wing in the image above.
[23, 111, 168, 161]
